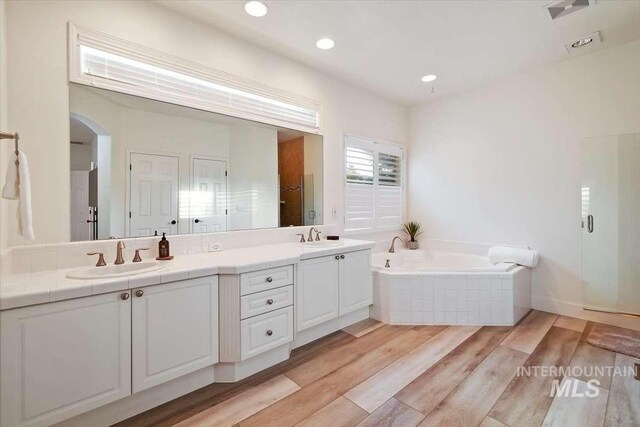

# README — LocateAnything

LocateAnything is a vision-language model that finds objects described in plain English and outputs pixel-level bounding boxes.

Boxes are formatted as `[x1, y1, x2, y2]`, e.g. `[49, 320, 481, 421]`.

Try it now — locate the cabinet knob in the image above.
[266, 330, 273, 336]
[135, 290, 144, 297]
[335, 255, 340, 260]
[120, 292, 130, 300]
[267, 298, 274, 305]
[266, 276, 273, 283]
[340, 254, 345, 259]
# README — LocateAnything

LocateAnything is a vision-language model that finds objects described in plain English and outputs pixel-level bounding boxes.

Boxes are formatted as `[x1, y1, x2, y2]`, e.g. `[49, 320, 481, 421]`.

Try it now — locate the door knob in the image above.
[171, 220, 177, 225]
[120, 293, 130, 300]
[335, 255, 340, 260]
[194, 219, 202, 223]
[340, 255, 345, 259]
[135, 290, 144, 297]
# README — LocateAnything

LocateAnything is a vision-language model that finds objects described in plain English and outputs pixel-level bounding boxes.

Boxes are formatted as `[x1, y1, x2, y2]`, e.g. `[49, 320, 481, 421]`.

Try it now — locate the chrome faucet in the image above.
[308, 227, 319, 242]
[115, 241, 126, 265]
[388, 236, 405, 253]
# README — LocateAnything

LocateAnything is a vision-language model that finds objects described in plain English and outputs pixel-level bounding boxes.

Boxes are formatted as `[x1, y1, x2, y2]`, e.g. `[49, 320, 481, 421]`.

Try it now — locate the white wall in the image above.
[0, 0, 9, 250]
[409, 39, 640, 328]
[1, 0, 407, 248]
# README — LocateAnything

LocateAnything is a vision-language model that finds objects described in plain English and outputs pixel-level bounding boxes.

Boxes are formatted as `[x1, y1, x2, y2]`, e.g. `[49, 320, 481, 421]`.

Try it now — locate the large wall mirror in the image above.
[69, 84, 323, 241]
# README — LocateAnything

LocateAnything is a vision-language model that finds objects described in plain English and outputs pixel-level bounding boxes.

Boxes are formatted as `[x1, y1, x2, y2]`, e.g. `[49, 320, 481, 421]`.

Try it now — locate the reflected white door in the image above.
[190, 158, 227, 233]
[70, 171, 92, 241]
[130, 153, 179, 237]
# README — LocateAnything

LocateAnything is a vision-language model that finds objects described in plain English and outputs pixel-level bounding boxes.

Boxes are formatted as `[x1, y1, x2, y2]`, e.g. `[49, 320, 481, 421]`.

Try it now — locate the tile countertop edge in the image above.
[0, 239, 374, 311]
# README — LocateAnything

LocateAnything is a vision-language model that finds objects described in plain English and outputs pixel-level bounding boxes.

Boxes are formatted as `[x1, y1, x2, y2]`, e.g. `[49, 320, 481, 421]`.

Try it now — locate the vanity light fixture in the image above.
[245, 1, 268, 17]
[316, 38, 335, 50]
[421, 74, 437, 82]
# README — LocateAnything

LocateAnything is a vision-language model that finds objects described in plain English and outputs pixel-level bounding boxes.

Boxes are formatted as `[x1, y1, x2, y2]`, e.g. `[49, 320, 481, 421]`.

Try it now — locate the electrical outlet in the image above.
[209, 243, 222, 252]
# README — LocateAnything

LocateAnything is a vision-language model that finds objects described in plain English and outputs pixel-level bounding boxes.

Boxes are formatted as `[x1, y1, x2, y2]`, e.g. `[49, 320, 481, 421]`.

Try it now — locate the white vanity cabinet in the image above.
[0, 291, 132, 427]
[219, 265, 295, 364]
[131, 276, 219, 393]
[296, 249, 372, 332]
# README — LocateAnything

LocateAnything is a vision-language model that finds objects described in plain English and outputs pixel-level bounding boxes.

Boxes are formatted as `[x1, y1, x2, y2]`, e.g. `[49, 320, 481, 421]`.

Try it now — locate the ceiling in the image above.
[155, 0, 640, 105]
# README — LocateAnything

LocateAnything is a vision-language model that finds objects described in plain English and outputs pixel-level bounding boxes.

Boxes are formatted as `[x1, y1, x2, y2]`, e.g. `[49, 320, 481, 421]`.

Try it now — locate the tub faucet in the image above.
[388, 236, 405, 253]
[115, 241, 126, 265]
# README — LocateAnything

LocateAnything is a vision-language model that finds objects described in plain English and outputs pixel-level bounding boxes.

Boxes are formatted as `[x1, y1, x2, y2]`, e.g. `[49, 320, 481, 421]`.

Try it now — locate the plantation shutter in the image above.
[344, 136, 404, 231]
[344, 137, 376, 230]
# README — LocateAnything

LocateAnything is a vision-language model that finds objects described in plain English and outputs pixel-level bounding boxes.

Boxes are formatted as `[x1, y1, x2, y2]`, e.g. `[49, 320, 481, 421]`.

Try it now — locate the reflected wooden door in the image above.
[129, 153, 179, 237]
[70, 171, 92, 241]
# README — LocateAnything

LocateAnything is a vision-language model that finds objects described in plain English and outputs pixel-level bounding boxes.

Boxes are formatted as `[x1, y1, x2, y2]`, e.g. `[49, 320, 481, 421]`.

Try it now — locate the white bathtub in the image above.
[372, 249, 515, 273]
[370, 249, 531, 326]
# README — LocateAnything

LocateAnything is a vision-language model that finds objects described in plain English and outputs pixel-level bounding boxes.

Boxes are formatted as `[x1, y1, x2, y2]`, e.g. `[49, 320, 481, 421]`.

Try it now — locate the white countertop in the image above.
[0, 239, 374, 311]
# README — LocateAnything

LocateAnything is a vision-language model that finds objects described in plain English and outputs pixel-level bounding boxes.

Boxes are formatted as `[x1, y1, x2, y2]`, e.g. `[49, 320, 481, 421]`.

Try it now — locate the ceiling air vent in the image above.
[546, 0, 595, 20]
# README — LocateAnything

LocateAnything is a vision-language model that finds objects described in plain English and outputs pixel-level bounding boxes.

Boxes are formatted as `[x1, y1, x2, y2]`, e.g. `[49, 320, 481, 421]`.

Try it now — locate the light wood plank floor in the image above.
[118, 311, 640, 427]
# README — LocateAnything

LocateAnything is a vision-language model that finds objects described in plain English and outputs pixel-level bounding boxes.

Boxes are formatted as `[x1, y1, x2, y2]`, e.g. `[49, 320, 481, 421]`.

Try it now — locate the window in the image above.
[344, 135, 404, 231]
[69, 25, 320, 133]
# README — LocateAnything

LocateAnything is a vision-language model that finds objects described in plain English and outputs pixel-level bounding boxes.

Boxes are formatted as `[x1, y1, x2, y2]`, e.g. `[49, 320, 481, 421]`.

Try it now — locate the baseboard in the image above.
[57, 366, 215, 427]
[532, 295, 640, 331]
[214, 345, 291, 383]
[292, 307, 370, 348]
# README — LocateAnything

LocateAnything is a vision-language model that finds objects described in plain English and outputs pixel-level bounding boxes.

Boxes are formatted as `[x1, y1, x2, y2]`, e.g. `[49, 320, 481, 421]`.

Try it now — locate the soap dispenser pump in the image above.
[156, 233, 173, 260]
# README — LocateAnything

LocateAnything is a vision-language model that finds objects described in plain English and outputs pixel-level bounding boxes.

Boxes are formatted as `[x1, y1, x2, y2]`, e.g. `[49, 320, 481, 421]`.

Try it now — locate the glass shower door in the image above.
[581, 133, 640, 315]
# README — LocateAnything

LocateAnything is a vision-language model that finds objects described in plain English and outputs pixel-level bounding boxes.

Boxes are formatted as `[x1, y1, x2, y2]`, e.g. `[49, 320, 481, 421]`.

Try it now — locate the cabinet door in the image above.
[296, 255, 340, 331]
[339, 250, 373, 315]
[1, 291, 131, 427]
[132, 276, 218, 393]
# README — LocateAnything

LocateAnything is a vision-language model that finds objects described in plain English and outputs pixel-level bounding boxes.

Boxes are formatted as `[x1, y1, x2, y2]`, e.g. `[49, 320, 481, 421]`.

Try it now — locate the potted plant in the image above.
[403, 221, 423, 250]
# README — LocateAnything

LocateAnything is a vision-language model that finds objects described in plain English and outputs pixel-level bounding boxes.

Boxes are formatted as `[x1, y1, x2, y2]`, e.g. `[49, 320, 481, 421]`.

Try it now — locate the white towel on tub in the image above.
[2, 150, 34, 240]
[488, 246, 538, 268]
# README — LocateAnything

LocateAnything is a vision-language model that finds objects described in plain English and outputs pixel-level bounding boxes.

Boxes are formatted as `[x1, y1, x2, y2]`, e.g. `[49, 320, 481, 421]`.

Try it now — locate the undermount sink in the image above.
[66, 261, 164, 280]
[297, 240, 344, 248]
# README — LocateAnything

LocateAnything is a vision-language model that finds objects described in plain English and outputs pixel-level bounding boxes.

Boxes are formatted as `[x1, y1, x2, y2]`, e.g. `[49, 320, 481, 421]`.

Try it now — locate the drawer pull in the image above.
[266, 276, 273, 283]
[120, 292, 130, 300]
[266, 329, 273, 336]
[267, 298, 274, 305]
[340, 254, 345, 259]
[335, 255, 340, 260]
[135, 290, 144, 297]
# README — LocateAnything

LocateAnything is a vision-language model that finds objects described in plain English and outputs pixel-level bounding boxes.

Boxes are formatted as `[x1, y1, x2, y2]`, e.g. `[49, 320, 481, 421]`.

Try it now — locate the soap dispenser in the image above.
[156, 233, 173, 260]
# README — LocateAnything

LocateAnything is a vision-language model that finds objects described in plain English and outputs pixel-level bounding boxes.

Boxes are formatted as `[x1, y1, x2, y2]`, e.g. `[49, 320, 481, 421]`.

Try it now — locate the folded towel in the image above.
[2, 151, 34, 240]
[488, 246, 538, 268]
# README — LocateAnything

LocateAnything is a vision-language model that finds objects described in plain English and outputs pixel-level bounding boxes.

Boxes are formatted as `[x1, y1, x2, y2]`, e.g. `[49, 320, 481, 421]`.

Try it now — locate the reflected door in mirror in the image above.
[129, 153, 179, 237]
[190, 158, 228, 233]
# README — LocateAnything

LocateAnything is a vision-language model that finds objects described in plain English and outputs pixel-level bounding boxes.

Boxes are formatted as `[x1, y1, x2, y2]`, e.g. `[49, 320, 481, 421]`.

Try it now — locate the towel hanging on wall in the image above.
[2, 149, 35, 240]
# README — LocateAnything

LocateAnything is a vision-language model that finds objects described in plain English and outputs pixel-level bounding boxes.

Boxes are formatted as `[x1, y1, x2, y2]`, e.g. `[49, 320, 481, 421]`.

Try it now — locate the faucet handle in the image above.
[87, 252, 106, 267]
[296, 233, 306, 243]
[315, 231, 322, 241]
[132, 248, 149, 263]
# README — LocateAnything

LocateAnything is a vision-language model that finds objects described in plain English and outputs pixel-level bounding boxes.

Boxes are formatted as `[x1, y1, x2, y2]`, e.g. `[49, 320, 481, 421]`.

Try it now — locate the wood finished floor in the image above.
[117, 310, 640, 427]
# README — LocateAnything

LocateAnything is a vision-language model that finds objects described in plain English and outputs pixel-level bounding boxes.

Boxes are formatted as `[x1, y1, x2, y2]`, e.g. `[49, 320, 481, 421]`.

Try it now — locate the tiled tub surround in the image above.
[370, 250, 531, 326]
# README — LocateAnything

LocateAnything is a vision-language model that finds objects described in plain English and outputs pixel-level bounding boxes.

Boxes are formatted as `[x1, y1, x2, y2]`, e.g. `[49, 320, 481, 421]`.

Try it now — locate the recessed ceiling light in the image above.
[571, 37, 593, 48]
[421, 74, 437, 82]
[316, 38, 335, 50]
[245, 1, 268, 17]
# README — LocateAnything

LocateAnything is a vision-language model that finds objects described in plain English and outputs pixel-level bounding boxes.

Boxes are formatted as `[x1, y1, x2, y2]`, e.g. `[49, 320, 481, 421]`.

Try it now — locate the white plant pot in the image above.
[407, 240, 419, 250]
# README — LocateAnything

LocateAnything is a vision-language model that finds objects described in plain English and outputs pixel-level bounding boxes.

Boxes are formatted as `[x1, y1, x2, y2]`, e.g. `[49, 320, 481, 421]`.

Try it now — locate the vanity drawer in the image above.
[241, 285, 293, 319]
[240, 265, 294, 296]
[241, 306, 293, 360]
